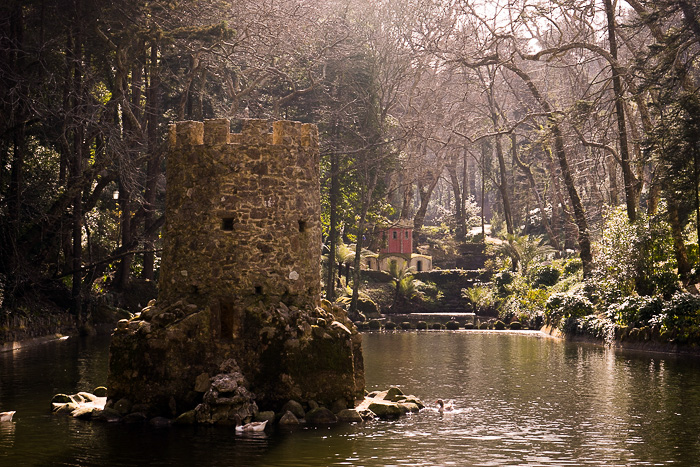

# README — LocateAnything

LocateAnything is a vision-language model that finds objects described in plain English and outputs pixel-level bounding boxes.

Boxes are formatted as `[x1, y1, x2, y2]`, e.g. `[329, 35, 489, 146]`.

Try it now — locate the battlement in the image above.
[169, 118, 319, 149]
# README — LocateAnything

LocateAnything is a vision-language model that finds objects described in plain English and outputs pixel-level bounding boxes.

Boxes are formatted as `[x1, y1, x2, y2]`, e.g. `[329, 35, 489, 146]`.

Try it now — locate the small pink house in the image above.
[366, 221, 432, 273]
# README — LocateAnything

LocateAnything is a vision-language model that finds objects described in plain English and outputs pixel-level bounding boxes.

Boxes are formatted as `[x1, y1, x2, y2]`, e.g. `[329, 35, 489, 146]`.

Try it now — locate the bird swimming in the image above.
[436, 399, 454, 412]
[236, 420, 268, 432]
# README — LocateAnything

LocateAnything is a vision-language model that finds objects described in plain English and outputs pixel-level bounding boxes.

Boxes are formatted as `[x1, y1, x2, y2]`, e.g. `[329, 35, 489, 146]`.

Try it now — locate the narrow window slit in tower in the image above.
[221, 218, 234, 231]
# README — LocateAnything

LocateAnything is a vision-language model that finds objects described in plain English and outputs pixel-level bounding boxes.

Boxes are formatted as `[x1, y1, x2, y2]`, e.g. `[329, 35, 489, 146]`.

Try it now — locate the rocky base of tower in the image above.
[106, 298, 364, 424]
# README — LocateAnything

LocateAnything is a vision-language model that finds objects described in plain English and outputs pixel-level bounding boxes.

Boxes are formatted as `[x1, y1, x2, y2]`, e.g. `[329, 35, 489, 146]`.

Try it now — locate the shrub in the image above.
[419, 281, 441, 300]
[563, 258, 583, 276]
[654, 292, 700, 343]
[385, 321, 397, 330]
[462, 285, 495, 313]
[545, 291, 594, 325]
[479, 321, 489, 329]
[509, 321, 522, 330]
[605, 295, 663, 328]
[494, 271, 514, 292]
[368, 319, 382, 330]
[464, 323, 475, 329]
[400, 321, 413, 330]
[494, 320, 506, 330]
[445, 321, 460, 330]
[416, 321, 428, 330]
[430, 322, 444, 330]
[531, 265, 561, 288]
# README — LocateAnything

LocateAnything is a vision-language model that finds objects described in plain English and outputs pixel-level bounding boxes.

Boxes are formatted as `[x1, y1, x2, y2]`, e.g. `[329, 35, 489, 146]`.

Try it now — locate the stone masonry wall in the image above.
[159, 118, 321, 312]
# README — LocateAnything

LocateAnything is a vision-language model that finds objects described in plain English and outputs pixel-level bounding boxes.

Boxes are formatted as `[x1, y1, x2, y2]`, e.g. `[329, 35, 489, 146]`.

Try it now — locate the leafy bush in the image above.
[445, 321, 460, 330]
[565, 315, 617, 342]
[563, 258, 583, 276]
[605, 295, 663, 328]
[368, 319, 382, 330]
[494, 271, 514, 293]
[494, 320, 506, 330]
[593, 205, 677, 301]
[416, 321, 428, 330]
[462, 285, 495, 313]
[418, 281, 442, 301]
[509, 321, 522, 330]
[545, 291, 594, 325]
[400, 321, 413, 330]
[653, 292, 700, 343]
[531, 265, 561, 288]
[430, 322, 444, 330]
[385, 321, 397, 330]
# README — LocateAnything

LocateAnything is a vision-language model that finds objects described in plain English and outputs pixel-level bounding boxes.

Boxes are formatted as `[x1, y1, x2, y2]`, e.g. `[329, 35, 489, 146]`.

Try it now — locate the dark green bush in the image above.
[385, 321, 397, 330]
[494, 320, 506, 330]
[531, 265, 561, 288]
[416, 321, 428, 330]
[495, 271, 514, 291]
[563, 258, 583, 276]
[464, 323, 475, 329]
[509, 321, 522, 330]
[606, 295, 663, 328]
[546, 291, 594, 325]
[655, 292, 700, 343]
[430, 322, 444, 330]
[368, 319, 382, 330]
[400, 321, 413, 330]
[445, 321, 460, 330]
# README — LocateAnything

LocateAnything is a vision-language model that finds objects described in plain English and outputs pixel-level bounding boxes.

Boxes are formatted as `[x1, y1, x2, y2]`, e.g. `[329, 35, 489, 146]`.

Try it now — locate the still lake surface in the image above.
[2, 330, 700, 466]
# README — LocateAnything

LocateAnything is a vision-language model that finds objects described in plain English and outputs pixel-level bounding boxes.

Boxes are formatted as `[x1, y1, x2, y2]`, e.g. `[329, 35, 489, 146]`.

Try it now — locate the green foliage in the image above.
[462, 285, 495, 313]
[494, 271, 514, 294]
[530, 265, 561, 288]
[418, 281, 442, 301]
[545, 291, 594, 326]
[416, 321, 428, 330]
[593, 206, 677, 302]
[652, 292, 700, 343]
[563, 258, 583, 276]
[445, 321, 460, 330]
[605, 295, 663, 328]
[389, 262, 419, 303]
[494, 234, 555, 274]
[564, 315, 617, 342]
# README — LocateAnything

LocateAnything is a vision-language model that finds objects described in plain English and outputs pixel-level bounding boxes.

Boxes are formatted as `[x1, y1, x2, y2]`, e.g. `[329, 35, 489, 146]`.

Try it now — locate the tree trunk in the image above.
[447, 154, 466, 240]
[667, 200, 691, 283]
[350, 171, 378, 317]
[604, 0, 637, 222]
[143, 41, 161, 281]
[326, 150, 339, 301]
[413, 171, 441, 231]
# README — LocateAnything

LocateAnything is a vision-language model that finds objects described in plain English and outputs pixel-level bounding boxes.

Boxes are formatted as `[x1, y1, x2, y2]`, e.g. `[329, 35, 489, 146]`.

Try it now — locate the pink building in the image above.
[366, 221, 432, 273]
[380, 225, 413, 254]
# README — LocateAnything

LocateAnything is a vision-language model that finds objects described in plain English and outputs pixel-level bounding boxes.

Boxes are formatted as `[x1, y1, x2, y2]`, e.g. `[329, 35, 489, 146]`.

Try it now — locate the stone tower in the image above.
[159, 118, 322, 314]
[107, 119, 364, 423]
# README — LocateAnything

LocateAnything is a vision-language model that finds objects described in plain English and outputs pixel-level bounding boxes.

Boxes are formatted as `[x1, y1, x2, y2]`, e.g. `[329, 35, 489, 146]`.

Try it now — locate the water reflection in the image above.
[3, 332, 700, 465]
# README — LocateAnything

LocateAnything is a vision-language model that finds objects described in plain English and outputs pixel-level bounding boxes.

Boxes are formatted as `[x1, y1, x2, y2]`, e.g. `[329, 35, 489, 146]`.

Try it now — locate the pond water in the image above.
[2, 331, 700, 466]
